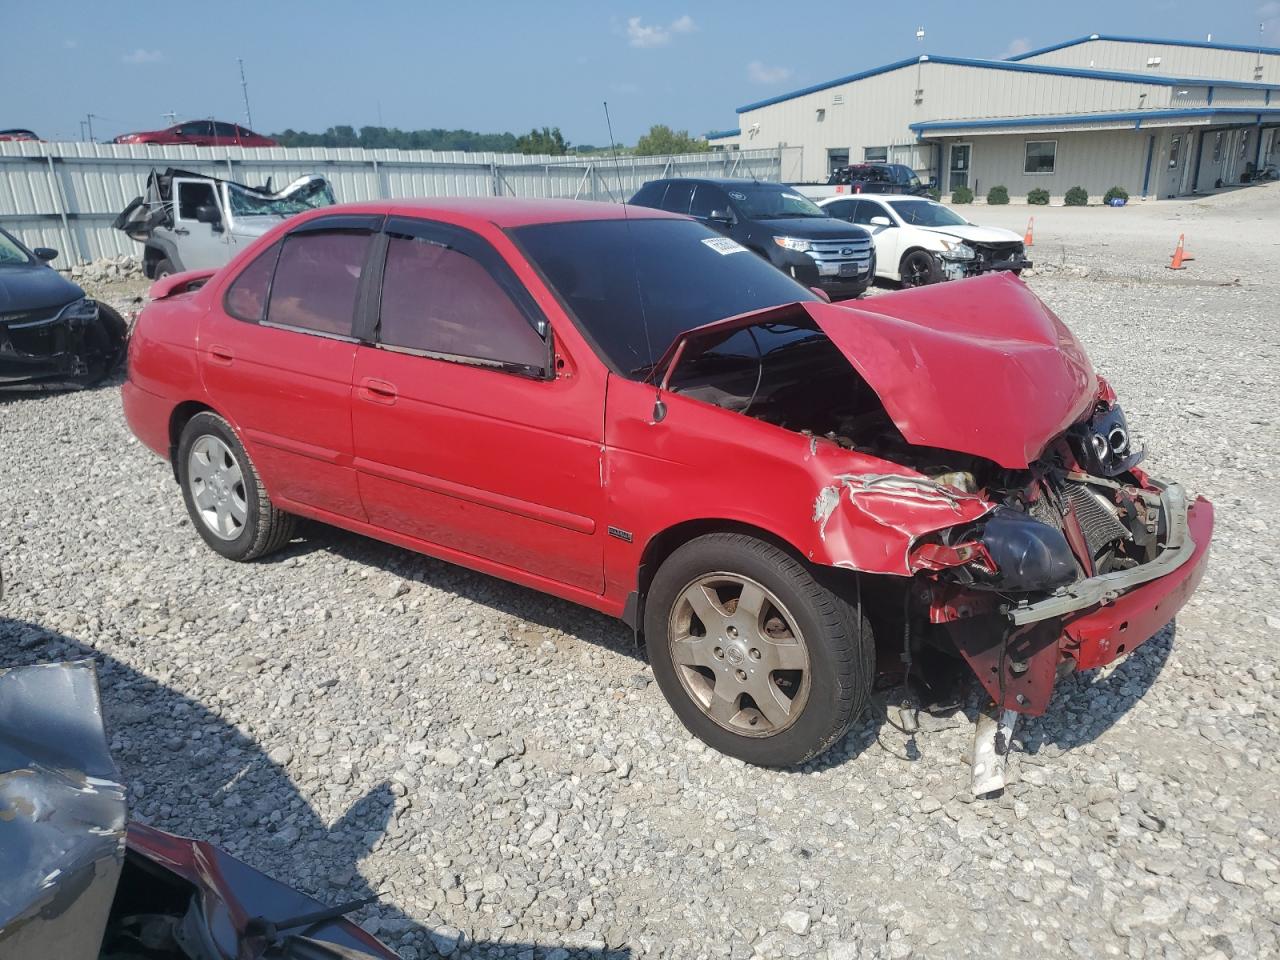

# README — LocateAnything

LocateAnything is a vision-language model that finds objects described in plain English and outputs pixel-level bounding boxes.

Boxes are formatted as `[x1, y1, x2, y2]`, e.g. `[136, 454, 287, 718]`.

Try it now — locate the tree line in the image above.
[269, 124, 709, 156]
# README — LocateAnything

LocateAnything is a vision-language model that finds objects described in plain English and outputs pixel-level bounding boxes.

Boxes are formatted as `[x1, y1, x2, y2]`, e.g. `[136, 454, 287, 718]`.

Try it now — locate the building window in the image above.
[864, 146, 888, 162]
[1169, 136, 1182, 168]
[1211, 132, 1222, 162]
[827, 149, 849, 176]
[1024, 140, 1057, 174]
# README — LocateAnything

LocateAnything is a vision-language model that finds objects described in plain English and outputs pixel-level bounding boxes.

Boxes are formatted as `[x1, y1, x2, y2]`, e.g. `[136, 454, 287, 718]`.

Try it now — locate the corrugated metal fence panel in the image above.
[0, 142, 793, 263]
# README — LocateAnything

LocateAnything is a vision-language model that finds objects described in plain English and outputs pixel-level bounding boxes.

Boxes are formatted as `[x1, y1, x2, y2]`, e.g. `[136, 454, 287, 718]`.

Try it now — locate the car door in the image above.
[852, 199, 901, 275]
[350, 216, 606, 592]
[171, 178, 231, 270]
[199, 214, 381, 520]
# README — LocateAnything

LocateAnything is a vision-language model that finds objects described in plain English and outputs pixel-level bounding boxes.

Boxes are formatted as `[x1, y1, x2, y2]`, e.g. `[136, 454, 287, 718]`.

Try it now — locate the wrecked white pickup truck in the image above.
[113, 167, 335, 279]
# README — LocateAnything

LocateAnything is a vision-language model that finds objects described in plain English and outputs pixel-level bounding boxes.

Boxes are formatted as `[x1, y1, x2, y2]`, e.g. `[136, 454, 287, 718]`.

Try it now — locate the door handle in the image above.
[172, 227, 190, 236]
[208, 344, 234, 365]
[358, 377, 397, 405]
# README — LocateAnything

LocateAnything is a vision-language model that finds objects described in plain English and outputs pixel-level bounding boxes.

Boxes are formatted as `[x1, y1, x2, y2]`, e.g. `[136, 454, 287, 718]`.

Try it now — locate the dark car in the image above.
[0, 228, 128, 391]
[628, 178, 875, 300]
[113, 120, 277, 147]
[829, 163, 929, 195]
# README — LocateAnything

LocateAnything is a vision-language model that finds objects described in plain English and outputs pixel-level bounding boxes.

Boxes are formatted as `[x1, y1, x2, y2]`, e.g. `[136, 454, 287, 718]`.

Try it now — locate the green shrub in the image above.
[986, 185, 1009, 205]
[927, 186, 941, 201]
[1103, 185, 1130, 204]
[1027, 188, 1050, 205]
[951, 185, 974, 204]
[1064, 186, 1089, 206]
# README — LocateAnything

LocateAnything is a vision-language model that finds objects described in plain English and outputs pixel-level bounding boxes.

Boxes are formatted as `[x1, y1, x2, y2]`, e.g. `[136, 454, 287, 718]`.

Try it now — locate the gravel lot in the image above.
[3, 185, 1278, 960]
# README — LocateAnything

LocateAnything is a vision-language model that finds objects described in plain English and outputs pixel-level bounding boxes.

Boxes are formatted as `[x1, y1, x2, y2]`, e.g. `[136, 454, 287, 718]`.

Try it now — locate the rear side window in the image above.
[629, 181, 667, 208]
[660, 182, 694, 214]
[824, 199, 857, 220]
[224, 240, 281, 322]
[267, 230, 371, 337]
[379, 234, 547, 372]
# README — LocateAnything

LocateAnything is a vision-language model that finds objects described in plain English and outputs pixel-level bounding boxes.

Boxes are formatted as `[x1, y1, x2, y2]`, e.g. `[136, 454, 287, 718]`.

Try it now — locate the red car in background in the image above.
[121, 198, 1212, 779]
[0, 129, 41, 142]
[113, 119, 277, 147]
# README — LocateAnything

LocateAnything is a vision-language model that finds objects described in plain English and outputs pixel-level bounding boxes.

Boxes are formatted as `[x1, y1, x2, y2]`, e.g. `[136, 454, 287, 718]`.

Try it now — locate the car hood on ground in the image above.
[921, 223, 1023, 245]
[0, 263, 84, 316]
[663, 273, 1096, 469]
[759, 217, 870, 238]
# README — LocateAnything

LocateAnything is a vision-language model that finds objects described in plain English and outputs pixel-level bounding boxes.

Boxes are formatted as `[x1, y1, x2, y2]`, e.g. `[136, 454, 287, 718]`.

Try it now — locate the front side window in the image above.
[689, 184, 729, 219]
[0, 229, 32, 265]
[224, 241, 281, 322]
[176, 181, 217, 221]
[849, 199, 884, 226]
[1024, 140, 1057, 174]
[379, 232, 547, 372]
[267, 230, 371, 337]
[176, 121, 211, 137]
[212, 122, 240, 138]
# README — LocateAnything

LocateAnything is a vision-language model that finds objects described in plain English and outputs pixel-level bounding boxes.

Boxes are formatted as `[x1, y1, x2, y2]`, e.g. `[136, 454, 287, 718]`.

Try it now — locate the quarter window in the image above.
[267, 230, 371, 337]
[1024, 140, 1057, 174]
[224, 240, 281, 322]
[378, 234, 547, 371]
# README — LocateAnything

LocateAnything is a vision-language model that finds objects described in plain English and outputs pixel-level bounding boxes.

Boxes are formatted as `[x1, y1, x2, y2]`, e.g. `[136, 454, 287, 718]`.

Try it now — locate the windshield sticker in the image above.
[728, 191, 746, 200]
[702, 237, 748, 256]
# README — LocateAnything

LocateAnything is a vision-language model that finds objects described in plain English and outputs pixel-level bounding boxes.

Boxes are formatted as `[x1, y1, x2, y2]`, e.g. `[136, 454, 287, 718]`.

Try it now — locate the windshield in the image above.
[886, 199, 968, 227]
[226, 178, 335, 217]
[512, 218, 817, 377]
[0, 229, 32, 265]
[731, 187, 827, 219]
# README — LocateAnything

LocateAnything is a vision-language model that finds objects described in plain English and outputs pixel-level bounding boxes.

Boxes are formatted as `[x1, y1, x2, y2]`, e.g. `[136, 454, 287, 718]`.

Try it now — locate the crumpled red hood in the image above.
[808, 273, 1097, 468]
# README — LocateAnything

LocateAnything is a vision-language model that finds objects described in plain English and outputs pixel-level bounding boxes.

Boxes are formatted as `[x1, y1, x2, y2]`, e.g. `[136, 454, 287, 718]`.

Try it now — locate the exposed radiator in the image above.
[1065, 483, 1131, 559]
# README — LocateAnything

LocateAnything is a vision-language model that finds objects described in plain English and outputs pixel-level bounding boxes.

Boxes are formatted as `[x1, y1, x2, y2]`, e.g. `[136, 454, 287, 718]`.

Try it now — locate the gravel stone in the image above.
[3, 187, 1279, 959]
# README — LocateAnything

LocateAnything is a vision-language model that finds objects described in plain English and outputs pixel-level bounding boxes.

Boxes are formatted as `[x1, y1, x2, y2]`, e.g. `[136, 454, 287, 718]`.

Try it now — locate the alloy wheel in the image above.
[667, 573, 811, 737]
[187, 435, 248, 540]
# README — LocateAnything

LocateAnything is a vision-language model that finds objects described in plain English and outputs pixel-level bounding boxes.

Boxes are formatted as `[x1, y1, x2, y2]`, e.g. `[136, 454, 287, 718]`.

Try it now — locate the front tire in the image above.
[153, 258, 176, 279]
[176, 412, 296, 561]
[646, 533, 874, 767]
[900, 249, 942, 287]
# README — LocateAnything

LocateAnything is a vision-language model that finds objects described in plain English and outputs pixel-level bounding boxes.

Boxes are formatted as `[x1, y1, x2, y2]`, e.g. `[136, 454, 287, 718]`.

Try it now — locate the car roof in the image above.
[297, 197, 686, 229]
[646, 177, 791, 189]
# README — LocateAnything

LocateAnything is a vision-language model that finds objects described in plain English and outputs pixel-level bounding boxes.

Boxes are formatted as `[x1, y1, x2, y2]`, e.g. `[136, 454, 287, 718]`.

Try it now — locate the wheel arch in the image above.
[167, 400, 216, 482]
[627, 518, 826, 647]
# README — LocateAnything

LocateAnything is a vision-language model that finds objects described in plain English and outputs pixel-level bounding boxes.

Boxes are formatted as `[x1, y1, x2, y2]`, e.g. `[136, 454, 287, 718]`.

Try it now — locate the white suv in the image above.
[818, 194, 1031, 286]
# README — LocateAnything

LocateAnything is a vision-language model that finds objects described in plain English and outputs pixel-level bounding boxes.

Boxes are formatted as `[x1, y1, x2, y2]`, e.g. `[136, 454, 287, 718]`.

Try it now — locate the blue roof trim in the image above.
[735, 54, 1279, 113]
[1007, 33, 1280, 62]
[909, 107, 1280, 132]
[705, 128, 741, 140]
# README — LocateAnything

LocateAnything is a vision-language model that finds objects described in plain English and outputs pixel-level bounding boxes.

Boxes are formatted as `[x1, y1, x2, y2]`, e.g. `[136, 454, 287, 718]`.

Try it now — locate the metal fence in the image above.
[0, 142, 795, 264]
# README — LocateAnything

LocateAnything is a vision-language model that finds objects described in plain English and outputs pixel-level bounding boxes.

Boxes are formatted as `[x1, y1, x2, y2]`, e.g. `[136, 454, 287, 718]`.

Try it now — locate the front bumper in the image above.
[780, 252, 875, 299]
[946, 484, 1213, 715]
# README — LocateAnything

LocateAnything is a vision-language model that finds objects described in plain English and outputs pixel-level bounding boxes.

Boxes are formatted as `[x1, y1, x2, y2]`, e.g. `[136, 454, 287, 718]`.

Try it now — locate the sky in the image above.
[8, 0, 1278, 145]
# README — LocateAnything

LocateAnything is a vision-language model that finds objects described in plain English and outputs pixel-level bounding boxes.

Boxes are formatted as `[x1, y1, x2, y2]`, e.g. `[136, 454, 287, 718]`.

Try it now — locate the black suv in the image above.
[628, 178, 874, 300]
[829, 163, 929, 196]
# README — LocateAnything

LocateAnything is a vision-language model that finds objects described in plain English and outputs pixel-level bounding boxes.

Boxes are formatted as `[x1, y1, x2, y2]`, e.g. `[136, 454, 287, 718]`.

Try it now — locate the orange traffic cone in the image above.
[1167, 234, 1194, 270]
[1023, 216, 1035, 247]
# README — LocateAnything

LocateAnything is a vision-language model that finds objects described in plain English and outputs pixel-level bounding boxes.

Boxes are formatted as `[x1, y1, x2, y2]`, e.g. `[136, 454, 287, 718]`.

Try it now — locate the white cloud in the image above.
[999, 37, 1032, 59]
[747, 60, 792, 85]
[121, 48, 164, 64]
[626, 15, 696, 48]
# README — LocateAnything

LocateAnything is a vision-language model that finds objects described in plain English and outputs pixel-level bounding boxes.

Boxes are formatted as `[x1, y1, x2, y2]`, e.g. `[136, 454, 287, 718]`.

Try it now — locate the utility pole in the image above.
[238, 58, 254, 129]
[914, 27, 926, 105]
[163, 111, 177, 126]
[85, 113, 98, 142]
[79, 119, 87, 141]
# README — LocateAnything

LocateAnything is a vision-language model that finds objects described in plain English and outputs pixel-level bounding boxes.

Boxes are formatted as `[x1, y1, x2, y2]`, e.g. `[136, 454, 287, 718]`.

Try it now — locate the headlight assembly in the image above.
[939, 240, 976, 260]
[773, 236, 813, 253]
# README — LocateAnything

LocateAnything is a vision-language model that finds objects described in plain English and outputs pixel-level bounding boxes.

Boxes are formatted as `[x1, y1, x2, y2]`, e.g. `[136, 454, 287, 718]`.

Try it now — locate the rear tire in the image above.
[900, 249, 942, 287]
[176, 412, 296, 561]
[645, 533, 874, 767]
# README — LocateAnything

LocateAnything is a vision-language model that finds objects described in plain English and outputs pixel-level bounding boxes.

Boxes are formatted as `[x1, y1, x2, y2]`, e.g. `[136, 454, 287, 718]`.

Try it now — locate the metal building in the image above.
[706, 34, 1280, 200]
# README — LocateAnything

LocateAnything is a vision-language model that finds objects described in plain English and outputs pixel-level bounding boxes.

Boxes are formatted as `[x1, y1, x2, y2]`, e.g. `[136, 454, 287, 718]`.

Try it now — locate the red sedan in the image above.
[121, 198, 1212, 773]
[113, 120, 276, 147]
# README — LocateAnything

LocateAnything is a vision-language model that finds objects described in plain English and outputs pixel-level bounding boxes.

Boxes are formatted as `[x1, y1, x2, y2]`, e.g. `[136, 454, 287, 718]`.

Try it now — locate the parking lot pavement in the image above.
[2, 186, 1278, 959]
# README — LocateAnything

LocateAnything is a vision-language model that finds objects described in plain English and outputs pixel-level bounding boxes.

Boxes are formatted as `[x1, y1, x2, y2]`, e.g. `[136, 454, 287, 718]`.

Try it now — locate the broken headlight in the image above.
[1071, 403, 1144, 478]
[56, 297, 101, 327]
[976, 507, 1078, 592]
[939, 240, 975, 261]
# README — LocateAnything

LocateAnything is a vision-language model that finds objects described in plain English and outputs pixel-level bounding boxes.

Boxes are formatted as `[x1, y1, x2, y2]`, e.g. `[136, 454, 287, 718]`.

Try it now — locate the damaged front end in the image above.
[657, 274, 1213, 786]
[0, 298, 127, 391]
